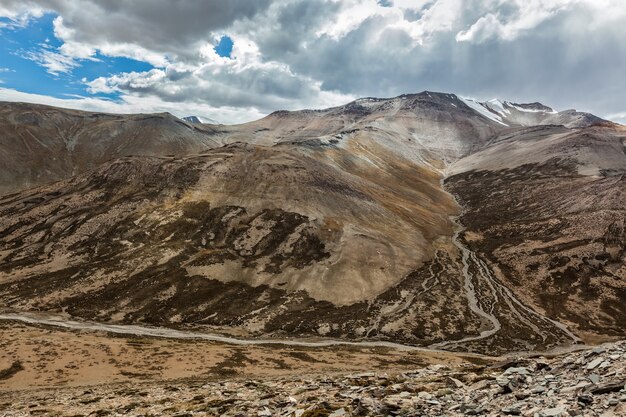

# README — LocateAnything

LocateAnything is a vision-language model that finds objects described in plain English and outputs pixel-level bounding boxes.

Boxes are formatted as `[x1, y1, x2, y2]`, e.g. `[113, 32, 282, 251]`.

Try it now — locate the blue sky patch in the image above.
[0, 12, 154, 100]
[214, 35, 234, 58]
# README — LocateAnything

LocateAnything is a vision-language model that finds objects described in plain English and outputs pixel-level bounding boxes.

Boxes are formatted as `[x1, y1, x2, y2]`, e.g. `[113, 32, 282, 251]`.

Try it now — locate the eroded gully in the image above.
[430, 174, 581, 349]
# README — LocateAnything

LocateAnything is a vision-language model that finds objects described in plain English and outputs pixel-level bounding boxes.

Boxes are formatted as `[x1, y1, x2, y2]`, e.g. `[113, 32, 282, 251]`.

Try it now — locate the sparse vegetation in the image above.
[0, 361, 23, 380]
[287, 351, 321, 363]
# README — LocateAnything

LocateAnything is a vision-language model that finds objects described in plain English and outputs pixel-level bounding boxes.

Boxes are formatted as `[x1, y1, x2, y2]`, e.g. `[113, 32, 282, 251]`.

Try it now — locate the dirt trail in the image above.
[0, 311, 478, 355]
[0, 310, 586, 360]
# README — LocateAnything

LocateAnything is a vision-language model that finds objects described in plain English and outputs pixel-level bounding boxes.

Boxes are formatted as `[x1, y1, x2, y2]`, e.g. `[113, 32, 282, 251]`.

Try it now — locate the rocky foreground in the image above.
[1, 341, 624, 416]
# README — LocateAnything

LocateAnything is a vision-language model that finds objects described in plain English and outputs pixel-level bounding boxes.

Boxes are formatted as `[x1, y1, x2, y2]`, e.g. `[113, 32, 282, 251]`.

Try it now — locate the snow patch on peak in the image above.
[485, 99, 511, 116]
[353, 97, 385, 109]
[182, 115, 219, 124]
[460, 97, 509, 127]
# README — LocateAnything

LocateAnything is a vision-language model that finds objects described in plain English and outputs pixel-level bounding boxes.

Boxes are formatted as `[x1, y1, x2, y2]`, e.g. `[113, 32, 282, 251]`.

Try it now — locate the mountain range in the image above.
[0, 91, 624, 355]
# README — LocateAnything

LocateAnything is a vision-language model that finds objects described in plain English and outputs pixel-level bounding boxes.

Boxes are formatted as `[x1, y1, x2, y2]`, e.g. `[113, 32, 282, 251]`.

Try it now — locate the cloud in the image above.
[22, 48, 83, 75]
[0, 87, 265, 124]
[1, 0, 272, 58]
[0, 3, 44, 28]
[455, 1, 572, 43]
[84, 61, 353, 114]
[0, 0, 355, 118]
[236, 0, 626, 117]
[606, 112, 626, 126]
[0, 0, 625, 123]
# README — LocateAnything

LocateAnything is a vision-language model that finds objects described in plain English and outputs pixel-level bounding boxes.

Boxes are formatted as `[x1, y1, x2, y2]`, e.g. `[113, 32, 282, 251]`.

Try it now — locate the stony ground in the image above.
[1, 337, 624, 416]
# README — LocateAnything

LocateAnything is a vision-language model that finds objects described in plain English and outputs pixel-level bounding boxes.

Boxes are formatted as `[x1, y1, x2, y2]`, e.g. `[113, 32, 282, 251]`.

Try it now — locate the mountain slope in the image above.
[0, 102, 220, 195]
[446, 124, 626, 343]
[219, 92, 502, 159]
[0, 141, 489, 349]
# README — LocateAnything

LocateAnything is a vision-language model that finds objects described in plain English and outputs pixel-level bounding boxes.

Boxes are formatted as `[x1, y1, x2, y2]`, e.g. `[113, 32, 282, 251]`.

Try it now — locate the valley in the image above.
[0, 92, 624, 415]
[1, 1, 625, 415]
[2, 93, 624, 354]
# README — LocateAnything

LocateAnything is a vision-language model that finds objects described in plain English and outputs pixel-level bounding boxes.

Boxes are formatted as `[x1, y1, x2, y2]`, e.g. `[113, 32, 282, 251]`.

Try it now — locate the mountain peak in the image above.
[182, 115, 220, 124]
[509, 102, 556, 113]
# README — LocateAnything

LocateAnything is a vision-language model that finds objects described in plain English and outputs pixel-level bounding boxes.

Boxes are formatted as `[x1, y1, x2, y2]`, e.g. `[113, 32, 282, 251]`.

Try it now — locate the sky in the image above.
[0, 0, 625, 124]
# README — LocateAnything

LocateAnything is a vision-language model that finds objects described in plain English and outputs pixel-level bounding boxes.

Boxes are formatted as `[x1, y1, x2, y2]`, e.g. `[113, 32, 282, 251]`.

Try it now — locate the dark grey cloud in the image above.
[88, 63, 328, 113]
[254, 0, 341, 55]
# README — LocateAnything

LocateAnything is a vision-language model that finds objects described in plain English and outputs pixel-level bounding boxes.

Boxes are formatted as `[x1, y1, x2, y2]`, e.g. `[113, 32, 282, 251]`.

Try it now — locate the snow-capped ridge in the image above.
[484, 99, 511, 116]
[255, 91, 610, 133]
[459, 97, 509, 126]
[183, 115, 220, 124]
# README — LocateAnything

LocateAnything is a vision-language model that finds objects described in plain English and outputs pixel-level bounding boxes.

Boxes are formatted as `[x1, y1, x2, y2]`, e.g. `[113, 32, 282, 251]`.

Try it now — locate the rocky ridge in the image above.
[2, 91, 611, 196]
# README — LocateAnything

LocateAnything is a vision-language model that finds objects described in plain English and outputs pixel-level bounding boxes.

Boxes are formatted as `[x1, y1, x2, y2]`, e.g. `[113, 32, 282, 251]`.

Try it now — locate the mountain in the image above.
[0, 102, 221, 195]
[459, 98, 613, 129]
[0, 92, 624, 355]
[0, 93, 611, 195]
[182, 115, 220, 124]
